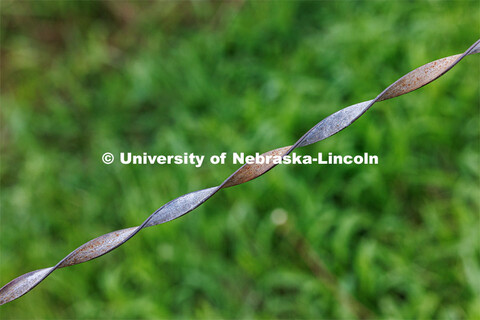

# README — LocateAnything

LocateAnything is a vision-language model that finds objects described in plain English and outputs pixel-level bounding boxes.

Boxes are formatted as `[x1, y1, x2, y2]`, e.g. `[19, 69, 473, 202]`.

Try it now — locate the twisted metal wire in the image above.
[1, 39, 479, 306]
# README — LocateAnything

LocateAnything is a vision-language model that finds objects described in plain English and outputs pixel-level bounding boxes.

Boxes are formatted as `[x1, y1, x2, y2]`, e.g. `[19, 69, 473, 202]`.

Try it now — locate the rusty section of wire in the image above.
[1, 39, 479, 306]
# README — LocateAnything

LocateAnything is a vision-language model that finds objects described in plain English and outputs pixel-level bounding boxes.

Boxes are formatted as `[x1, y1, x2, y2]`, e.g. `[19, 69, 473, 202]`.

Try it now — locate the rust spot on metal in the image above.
[378, 54, 462, 101]
[222, 146, 292, 188]
[58, 227, 137, 268]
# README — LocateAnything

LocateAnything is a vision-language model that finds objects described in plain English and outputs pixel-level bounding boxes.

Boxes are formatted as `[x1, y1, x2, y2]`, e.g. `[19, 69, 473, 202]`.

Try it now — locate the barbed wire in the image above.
[1, 39, 479, 306]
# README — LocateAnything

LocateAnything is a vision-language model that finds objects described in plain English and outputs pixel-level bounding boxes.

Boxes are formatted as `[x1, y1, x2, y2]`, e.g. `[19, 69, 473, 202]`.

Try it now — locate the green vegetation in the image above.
[1, 1, 479, 318]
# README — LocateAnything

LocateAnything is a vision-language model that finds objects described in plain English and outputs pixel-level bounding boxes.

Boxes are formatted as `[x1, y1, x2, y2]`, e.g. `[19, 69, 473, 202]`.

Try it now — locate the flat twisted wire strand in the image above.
[1, 39, 479, 306]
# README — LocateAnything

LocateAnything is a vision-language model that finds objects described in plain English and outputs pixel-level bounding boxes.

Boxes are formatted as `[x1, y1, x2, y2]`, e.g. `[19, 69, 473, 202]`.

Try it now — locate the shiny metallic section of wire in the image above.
[1, 39, 479, 306]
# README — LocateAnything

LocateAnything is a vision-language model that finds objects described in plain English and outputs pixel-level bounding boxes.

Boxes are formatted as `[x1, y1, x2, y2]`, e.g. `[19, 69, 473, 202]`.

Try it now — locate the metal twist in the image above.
[1, 39, 479, 305]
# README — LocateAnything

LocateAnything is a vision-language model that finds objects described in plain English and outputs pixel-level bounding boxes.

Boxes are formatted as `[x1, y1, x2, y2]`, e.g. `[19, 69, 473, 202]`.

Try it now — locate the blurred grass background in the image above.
[0, 1, 479, 319]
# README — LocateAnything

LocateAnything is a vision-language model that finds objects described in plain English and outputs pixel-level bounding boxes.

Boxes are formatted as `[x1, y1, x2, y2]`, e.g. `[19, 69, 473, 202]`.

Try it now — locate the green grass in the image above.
[1, 1, 479, 319]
